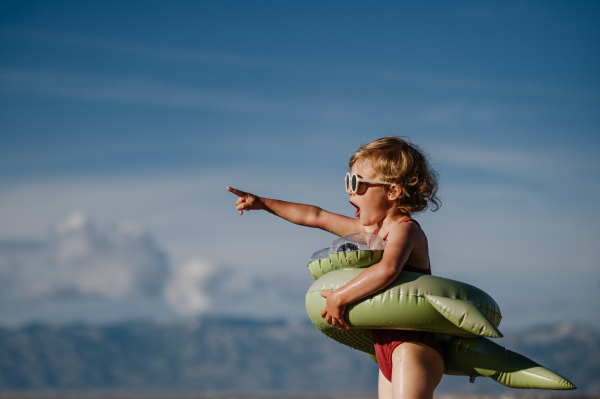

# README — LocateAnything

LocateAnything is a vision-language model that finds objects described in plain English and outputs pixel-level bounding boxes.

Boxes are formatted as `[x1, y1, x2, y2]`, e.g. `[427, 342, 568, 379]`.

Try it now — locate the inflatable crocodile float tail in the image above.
[441, 335, 576, 390]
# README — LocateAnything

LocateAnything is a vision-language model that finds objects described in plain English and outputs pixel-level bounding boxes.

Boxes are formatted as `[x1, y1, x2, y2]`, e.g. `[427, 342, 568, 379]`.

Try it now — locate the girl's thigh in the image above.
[379, 341, 444, 399]
[378, 368, 393, 399]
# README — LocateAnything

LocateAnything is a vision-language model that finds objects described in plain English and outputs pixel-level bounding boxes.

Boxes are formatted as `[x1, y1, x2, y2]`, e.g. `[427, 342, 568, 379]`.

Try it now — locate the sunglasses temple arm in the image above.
[359, 178, 391, 185]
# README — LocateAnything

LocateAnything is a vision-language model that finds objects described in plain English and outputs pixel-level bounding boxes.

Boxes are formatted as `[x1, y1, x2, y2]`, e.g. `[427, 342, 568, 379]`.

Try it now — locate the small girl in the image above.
[227, 136, 443, 399]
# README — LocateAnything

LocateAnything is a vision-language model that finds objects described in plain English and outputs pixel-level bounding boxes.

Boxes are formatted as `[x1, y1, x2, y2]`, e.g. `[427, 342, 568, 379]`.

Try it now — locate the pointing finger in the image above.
[227, 187, 247, 198]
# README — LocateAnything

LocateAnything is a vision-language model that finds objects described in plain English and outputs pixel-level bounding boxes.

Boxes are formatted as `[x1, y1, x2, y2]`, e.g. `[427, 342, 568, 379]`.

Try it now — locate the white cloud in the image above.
[0, 29, 283, 70]
[0, 206, 318, 324]
[365, 67, 597, 102]
[429, 143, 600, 189]
[0, 68, 276, 113]
[0, 212, 169, 302]
[163, 259, 216, 316]
[3, 29, 595, 105]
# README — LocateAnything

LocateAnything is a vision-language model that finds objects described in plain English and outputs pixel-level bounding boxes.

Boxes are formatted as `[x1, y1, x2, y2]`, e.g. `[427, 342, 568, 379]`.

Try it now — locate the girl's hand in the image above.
[227, 187, 264, 215]
[320, 290, 349, 329]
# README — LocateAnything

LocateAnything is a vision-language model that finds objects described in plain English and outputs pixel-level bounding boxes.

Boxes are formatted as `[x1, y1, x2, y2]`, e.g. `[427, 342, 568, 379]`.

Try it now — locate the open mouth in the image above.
[349, 200, 360, 217]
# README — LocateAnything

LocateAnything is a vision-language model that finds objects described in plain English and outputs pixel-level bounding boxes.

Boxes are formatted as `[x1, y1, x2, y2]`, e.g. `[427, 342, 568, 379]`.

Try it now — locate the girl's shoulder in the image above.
[366, 217, 423, 241]
[385, 216, 421, 236]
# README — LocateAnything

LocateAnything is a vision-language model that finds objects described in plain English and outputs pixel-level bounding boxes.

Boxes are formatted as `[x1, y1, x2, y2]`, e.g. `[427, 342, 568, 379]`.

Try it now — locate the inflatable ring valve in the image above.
[307, 233, 385, 280]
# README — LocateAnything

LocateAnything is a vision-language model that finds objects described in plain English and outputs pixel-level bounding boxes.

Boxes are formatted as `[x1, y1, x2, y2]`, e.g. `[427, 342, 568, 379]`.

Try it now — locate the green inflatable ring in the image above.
[307, 249, 384, 279]
[305, 245, 575, 390]
[307, 268, 503, 339]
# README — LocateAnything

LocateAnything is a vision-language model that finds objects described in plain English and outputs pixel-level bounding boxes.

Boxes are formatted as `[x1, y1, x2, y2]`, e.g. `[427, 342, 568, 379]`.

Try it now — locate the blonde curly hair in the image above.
[349, 136, 441, 214]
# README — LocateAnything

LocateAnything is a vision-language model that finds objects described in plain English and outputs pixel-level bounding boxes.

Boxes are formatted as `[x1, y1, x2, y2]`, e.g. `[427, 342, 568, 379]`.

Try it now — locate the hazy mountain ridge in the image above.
[0, 319, 597, 394]
[0, 319, 377, 392]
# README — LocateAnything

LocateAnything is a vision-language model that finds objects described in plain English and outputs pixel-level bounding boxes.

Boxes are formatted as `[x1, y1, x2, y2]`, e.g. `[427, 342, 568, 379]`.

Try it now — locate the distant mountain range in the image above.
[0, 319, 598, 394]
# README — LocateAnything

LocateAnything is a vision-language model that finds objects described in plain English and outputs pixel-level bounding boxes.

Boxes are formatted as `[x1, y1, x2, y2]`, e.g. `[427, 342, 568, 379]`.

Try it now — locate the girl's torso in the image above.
[373, 217, 431, 274]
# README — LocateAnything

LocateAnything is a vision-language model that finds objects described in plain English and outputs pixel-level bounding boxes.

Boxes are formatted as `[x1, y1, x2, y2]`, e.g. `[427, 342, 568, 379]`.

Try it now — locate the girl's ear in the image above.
[387, 184, 402, 201]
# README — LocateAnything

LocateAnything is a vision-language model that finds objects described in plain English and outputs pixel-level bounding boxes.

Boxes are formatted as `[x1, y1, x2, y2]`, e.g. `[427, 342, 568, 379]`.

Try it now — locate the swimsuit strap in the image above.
[375, 217, 418, 241]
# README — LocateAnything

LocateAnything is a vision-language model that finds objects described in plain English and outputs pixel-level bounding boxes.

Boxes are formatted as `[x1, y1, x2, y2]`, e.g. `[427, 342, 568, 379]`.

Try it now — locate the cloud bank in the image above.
[0, 213, 166, 301]
[0, 213, 219, 324]
[0, 210, 313, 326]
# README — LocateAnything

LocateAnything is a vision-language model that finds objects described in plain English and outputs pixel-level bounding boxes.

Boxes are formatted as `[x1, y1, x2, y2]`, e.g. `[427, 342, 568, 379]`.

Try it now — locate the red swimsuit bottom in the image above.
[373, 219, 445, 382]
[372, 266, 445, 382]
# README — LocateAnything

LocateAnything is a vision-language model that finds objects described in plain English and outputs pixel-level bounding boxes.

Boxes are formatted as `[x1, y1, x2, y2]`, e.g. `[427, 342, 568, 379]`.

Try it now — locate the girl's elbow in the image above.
[380, 264, 401, 284]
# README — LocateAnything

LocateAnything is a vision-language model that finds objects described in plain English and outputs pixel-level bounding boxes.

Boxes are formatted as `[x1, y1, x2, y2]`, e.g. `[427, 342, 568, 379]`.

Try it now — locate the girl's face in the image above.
[348, 161, 395, 226]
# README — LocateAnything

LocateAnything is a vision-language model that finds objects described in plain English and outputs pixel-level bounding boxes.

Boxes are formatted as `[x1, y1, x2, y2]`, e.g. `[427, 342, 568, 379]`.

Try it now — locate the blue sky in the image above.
[0, 1, 599, 329]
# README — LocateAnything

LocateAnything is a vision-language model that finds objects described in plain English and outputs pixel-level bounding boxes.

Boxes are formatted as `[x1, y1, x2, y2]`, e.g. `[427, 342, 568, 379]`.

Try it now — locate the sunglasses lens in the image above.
[345, 174, 350, 191]
[351, 174, 358, 193]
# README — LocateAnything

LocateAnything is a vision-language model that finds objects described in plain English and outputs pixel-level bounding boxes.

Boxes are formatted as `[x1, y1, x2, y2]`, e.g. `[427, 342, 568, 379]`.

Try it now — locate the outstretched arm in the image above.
[226, 187, 362, 237]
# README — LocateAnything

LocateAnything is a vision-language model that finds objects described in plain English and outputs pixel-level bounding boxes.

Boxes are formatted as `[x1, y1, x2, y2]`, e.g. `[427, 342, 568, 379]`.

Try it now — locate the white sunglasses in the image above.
[345, 172, 391, 194]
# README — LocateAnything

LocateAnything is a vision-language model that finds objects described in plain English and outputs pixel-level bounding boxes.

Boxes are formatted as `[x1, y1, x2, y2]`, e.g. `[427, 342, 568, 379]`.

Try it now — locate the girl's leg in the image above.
[390, 342, 444, 399]
[378, 369, 393, 399]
